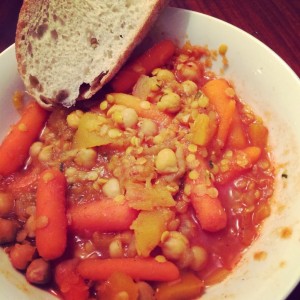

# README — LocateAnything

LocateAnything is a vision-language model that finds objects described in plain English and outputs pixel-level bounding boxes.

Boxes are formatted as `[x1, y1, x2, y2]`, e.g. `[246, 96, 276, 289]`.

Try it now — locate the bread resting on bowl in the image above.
[15, 0, 168, 108]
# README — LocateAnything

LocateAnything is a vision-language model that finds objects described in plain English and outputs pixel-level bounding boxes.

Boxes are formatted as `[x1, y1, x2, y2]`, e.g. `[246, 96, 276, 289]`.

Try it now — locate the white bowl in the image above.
[1, 7, 300, 300]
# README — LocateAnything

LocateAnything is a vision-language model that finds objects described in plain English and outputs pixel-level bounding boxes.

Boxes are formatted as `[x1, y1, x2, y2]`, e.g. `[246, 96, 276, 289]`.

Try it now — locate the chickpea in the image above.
[16, 229, 27, 243]
[177, 248, 194, 269]
[178, 215, 196, 239]
[182, 80, 198, 96]
[0, 218, 17, 244]
[102, 178, 121, 198]
[109, 239, 123, 258]
[26, 258, 51, 285]
[119, 231, 134, 244]
[157, 92, 181, 113]
[190, 246, 208, 271]
[155, 148, 178, 174]
[121, 108, 138, 128]
[180, 62, 200, 81]
[38, 145, 53, 162]
[29, 142, 43, 157]
[9, 243, 36, 270]
[139, 119, 158, 137]
[74, 148, 97, 168]
[66, 110, 84, 128]
[161, 231, 189, 260]
[0, 192, 14, 217]
[25, 215, 36, 238]
[153, 68, 175, 81]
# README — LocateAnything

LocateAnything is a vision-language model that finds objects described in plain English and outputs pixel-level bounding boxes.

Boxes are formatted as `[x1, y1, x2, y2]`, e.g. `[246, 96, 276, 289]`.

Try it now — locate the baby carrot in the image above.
[36, 168, 67, 260]
[227, 110, 248, 149]
[111, 40, 176, 93]
[215, 146, 262, 185]
[155, 272, 204, 300]
[217, 99, 236, 147]
[9, 166, 41, 191]
[77, 257, 180, 281]
[191, 194, 227, 232]
[69, 199, 138, 233]
[186, 156, 227, 232]
[202, 79, 236, 149]
[55, 259, 89, 300]
[248, 121, 268, 148]
[0, 101, 49, 176]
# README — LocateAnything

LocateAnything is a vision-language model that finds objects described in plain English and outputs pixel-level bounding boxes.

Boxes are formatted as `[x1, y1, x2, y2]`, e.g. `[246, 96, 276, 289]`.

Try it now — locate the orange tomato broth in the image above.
[0, 41, 274, 299]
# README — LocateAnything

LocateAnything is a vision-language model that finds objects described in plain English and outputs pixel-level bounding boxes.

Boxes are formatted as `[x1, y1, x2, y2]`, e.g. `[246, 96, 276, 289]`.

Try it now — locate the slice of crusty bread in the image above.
[15, 0, 168, 108]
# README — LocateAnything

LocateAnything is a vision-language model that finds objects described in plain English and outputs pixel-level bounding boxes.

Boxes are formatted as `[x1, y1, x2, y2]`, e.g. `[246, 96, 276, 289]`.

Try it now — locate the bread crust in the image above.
[15, 0, 169, 109]
[16, 0, 53, 108]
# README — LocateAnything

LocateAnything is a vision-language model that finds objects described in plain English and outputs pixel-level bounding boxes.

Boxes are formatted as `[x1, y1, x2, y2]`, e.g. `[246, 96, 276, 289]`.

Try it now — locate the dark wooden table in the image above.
[0, 0, 299, 299]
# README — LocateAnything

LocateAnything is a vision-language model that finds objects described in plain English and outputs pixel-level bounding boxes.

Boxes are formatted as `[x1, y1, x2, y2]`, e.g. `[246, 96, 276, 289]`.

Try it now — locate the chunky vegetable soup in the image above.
[0, 41, 274, 299]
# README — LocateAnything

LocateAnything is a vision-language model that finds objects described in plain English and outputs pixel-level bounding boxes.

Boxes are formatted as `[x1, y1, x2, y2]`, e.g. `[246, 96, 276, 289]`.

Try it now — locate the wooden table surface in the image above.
[0, 0, 299, 299]
[1, 0, 298, 76]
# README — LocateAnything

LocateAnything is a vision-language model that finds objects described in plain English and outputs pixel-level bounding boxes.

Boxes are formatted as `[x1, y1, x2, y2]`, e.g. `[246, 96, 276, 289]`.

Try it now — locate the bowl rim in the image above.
[0, 6, 300, 300]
